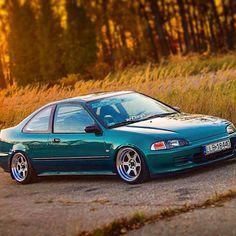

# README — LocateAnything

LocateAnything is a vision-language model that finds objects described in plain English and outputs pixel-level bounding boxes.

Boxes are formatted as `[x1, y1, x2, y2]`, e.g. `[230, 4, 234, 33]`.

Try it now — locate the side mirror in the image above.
[85, 124, 102, 135]
[174, 106, 181, 112]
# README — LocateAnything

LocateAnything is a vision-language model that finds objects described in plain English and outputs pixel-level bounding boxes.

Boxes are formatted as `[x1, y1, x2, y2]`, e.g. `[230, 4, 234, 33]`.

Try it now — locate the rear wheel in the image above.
[116, 147, 149, 184]
[11, 152, 36, 184]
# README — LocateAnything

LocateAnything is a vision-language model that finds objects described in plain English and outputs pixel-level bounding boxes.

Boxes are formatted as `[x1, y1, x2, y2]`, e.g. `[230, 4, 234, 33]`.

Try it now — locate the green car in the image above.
[0, 91, 236, 184]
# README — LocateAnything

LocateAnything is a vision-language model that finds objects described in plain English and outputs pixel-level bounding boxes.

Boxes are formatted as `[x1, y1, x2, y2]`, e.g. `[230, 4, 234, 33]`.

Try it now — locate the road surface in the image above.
[127, 198, 236, 236]
[0, 158, 236, 236]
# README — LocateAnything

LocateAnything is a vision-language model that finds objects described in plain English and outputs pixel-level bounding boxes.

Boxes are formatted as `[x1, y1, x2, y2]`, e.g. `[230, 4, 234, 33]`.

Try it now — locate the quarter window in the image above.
[24, 106, 53, 133]
[54, 104, 94, 133]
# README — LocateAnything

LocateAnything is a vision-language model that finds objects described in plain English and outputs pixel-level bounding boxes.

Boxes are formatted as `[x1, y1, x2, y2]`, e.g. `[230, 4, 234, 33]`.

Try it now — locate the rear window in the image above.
[23, 106, 53, 133]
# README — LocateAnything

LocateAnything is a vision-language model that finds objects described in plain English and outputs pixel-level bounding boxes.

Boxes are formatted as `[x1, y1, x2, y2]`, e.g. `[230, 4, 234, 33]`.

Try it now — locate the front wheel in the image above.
[11, 152, 37, 184]
[116, 147, 149, 184]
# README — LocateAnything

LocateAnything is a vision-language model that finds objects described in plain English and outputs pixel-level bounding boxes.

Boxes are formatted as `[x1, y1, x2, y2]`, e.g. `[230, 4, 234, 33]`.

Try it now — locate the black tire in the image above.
[116, 147, 150, 184]
[10, 152, 37, 184]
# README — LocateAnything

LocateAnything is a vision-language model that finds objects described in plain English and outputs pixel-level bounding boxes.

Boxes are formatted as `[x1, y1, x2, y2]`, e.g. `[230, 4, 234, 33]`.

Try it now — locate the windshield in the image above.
[88, 92, 177, 128]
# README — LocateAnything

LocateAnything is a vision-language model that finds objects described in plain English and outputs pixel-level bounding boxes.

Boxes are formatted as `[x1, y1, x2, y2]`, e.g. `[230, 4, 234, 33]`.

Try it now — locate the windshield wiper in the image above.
[108, 112, 177, 128]
[137, 112, 177, 122]
[109, 120, 139, 128]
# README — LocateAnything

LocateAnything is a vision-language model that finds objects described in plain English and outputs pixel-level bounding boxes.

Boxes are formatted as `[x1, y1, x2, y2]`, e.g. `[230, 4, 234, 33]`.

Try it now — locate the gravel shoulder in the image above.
[1, 158, 236, 236]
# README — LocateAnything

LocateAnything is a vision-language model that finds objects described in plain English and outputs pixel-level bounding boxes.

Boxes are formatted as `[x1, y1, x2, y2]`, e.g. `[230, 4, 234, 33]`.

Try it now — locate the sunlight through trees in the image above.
[0, 0, 235, 87]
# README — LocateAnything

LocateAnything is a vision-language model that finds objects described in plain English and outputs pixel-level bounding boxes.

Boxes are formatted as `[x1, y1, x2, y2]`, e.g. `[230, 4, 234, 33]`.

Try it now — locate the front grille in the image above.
[193, 148, 234, 164]
[192, 137, 236, 164]
[174, 156, 189, 166]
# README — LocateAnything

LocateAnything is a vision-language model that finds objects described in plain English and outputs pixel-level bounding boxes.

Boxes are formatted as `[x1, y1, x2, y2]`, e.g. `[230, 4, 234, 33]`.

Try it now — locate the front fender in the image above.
[104, 129, 156, 160]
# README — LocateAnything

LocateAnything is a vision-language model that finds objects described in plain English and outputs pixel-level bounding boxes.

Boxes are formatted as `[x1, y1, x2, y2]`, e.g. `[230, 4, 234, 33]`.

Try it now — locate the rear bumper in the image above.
[146, 134, 236, 176]
[0, 152, 10, 171]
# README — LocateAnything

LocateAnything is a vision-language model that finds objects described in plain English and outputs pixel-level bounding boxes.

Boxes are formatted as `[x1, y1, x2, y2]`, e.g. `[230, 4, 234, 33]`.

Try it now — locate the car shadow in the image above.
[37, 174, 119, 184]
[36, 158, 236, 184]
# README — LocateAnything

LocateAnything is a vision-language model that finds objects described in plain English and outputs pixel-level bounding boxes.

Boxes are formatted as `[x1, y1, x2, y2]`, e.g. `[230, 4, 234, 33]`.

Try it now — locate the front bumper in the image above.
[146, 134, 236, 176]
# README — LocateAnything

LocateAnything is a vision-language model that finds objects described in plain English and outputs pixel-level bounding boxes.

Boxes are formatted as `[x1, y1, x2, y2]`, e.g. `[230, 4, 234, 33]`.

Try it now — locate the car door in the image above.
[46, 103, 111, 173]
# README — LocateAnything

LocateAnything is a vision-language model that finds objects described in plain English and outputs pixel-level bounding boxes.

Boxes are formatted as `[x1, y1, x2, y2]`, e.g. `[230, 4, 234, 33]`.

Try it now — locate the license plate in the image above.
[203, 139, 231, 156]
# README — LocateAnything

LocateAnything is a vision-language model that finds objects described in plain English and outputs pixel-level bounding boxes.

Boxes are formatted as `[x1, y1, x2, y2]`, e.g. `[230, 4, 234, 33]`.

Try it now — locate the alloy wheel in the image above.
[116, 148, 142, 182]
[11, 153, 28, 182]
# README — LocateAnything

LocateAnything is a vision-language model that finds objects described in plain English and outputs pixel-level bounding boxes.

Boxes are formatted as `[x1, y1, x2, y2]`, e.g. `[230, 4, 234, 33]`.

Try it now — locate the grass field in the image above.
[0, 54, 236, 129]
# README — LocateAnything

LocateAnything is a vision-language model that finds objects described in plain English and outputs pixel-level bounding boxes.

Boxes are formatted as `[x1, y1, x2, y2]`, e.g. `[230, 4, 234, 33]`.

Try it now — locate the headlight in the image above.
[226, 123, 236, 134]
[151, 139, 189, 150]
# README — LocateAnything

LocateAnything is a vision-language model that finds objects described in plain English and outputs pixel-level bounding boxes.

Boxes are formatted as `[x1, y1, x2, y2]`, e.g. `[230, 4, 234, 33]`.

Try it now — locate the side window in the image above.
[24, 106, 53, 133]
[54, 104, 94, 133]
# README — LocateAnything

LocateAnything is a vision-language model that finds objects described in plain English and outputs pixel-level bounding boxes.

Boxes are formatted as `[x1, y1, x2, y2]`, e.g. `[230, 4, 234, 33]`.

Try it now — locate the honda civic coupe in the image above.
[0, 91, 236, 184]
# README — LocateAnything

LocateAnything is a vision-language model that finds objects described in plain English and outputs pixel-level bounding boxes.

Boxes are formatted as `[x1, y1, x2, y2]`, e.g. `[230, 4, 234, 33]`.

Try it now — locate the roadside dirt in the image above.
[1, 158, 236, 236]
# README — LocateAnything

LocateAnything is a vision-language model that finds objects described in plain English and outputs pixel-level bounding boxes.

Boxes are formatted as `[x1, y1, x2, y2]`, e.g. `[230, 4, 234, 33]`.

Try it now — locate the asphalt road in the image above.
[127, 198, 236, 236]
[1, 158, 236, 236]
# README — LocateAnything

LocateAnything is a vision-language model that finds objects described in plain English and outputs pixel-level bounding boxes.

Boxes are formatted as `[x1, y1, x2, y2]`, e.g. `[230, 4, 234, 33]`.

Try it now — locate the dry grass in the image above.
[79, 189, 236, 236]
[0, 54, 236, 129]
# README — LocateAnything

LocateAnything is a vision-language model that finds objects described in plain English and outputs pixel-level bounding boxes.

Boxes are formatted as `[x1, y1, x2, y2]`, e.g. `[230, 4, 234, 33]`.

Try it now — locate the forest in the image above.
[0, 0, 235, 87]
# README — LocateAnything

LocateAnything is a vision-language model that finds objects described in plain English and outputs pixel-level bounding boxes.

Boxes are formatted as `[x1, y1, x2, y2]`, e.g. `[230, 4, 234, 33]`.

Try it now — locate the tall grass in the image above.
[0, 54, 236, 129]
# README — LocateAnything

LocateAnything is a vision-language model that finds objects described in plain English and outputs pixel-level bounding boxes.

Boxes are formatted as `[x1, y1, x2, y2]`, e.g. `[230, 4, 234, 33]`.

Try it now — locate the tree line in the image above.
[0, 0, 235, 87]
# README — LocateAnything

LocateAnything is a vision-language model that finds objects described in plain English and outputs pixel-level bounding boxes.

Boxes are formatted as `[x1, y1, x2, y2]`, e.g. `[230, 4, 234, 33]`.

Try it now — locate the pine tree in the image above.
[8, 0, 40, 86]
[65, 0, 97, 74]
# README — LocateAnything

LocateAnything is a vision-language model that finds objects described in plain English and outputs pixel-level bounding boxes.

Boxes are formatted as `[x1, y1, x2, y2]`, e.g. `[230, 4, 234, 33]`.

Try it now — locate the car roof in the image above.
[50, 90, 134, 105]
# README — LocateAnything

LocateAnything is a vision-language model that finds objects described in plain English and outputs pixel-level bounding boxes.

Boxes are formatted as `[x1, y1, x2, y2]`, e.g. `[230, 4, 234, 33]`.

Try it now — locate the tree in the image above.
[8, 0, 40, 86]
[139, 0, 159, 62]
[37, 0, 65, 83]
[65, 0, 97, 74]
[191, 0, 201, 52]
[0, 53, 6, 88]
[101, 0, 115, 68]
[150, 0, 170, 59]
[4, 0, 236, 87]
[229, 0, 235, 50]
[222, 0, 235, 50]
[177, 0, 192, 52]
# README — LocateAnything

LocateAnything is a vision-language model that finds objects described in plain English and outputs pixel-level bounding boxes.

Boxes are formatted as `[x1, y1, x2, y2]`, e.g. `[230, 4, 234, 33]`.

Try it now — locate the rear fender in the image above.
[12, 143, 27, 153]
[8, 143, 28, 171]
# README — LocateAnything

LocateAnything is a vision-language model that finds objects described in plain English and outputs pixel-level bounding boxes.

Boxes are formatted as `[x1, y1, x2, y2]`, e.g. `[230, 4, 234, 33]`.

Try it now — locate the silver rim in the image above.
[11, 153, 28, 182]
[116, 148, 142, 182]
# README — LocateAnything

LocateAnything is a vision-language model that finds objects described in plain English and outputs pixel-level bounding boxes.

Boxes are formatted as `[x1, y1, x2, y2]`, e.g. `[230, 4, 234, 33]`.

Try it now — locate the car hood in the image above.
[117, 113, 229, 142]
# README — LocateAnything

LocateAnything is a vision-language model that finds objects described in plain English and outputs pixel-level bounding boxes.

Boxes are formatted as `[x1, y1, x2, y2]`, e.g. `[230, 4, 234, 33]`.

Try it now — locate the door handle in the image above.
[52, 138, 61, 143]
